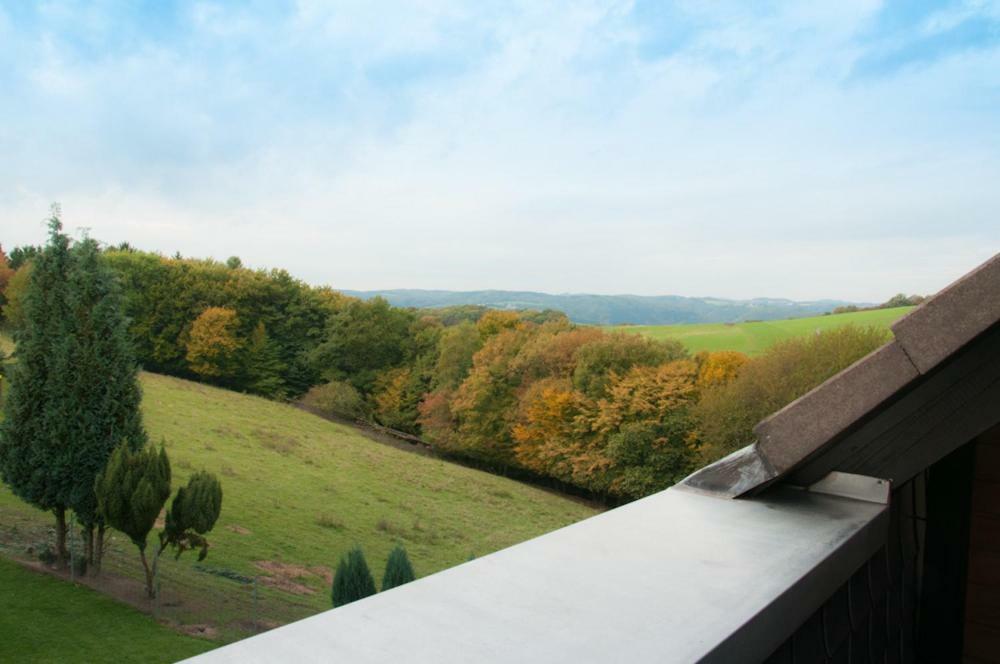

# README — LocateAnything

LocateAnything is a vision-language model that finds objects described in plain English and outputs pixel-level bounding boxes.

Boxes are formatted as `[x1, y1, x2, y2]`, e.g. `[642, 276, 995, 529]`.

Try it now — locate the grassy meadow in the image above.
[610, 306, 913, 355]
[0, 557, 214, 663]
[0, 370, 597, 645]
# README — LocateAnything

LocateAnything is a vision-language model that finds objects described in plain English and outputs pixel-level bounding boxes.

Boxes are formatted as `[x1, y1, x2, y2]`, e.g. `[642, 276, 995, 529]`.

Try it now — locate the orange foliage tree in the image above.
[185, 307, 242, 379]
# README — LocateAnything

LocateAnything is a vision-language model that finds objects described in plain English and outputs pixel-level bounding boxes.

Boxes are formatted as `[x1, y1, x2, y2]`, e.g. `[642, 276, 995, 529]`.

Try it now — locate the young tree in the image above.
[95, 444, 172, 597]
[159, 471, 223, 561]
[381, 544, 416, 591]
[0, 213, 75, 565]
[331, 547, 377, 607]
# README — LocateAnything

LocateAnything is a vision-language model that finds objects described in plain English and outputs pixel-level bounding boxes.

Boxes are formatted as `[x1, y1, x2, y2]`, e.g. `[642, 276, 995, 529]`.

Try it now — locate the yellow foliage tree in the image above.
[593, 360, 700, 434]
[476, 310, 522, 339]
[185, 307, 241, 378]
[695, 350, 749, 389]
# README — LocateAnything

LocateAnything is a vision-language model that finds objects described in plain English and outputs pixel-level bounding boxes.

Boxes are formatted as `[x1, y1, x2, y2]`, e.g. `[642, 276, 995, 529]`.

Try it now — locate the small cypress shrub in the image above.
[331, 547, 376, 607]
[381, 544, 415, 591]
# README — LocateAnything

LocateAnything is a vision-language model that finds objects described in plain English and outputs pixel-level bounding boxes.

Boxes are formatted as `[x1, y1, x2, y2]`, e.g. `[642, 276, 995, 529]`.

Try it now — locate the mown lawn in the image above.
[0, 557, 214, 663]
[610, 306, 914, 355]
[0, 371, 597, 644]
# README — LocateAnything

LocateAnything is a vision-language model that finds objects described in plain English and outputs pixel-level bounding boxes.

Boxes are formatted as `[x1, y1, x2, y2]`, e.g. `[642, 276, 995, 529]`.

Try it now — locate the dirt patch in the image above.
[179, 623, 218, 639]
[254, 561, 328, 596]
[227, 524, 251, 535]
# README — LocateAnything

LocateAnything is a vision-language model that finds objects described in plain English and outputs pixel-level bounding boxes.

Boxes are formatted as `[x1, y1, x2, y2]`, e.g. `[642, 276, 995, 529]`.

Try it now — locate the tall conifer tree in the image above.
[63, 236, 148, 571]
[0, 211, 75, 565]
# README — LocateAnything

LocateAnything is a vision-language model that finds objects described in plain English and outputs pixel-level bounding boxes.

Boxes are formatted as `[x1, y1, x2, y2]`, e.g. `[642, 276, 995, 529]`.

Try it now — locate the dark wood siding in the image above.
[965, 425, 1000, 663]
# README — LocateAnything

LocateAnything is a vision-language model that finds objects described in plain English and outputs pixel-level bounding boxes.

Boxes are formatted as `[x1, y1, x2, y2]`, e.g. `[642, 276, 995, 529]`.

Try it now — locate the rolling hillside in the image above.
[344, 288, 862, 325]
[0, 370, 597, 646]
[610, 306, 914, 355]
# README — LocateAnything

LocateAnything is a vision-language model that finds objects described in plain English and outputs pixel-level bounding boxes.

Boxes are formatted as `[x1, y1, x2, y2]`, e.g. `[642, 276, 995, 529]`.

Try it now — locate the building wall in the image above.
[763, 478, 920, 664]
[965, 425, 1000, 663]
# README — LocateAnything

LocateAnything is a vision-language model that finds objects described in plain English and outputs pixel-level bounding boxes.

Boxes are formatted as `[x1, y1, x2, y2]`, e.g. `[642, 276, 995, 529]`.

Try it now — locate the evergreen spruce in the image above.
[331, 547, 377, 607]
[243, 322, 286, 398]
[381, 544, 416, 591]
[0, 212, 75, 565]
[95, 443, 172, 597]
[64, 236, 148, 572]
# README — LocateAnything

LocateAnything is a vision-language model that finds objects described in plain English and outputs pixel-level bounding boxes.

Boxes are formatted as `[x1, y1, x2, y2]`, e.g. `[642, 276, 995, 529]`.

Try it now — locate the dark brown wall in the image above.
[965, 425, 1000, 663]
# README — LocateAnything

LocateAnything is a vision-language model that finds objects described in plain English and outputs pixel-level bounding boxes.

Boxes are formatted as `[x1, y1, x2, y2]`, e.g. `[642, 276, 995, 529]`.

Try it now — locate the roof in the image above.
[186, 484, 887, 664]
[682, 251, 1000, 497]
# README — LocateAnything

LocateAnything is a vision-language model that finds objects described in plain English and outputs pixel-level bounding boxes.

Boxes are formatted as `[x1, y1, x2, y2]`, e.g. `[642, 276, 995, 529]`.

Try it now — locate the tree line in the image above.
[1, 231, 890, 503]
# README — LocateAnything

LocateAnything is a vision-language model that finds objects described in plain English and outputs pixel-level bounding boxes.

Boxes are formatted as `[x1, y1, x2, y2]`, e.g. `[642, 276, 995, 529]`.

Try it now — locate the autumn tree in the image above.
[0, 262, 31, 330]
[696, 325, 891, 462]
[572, 333, 687, 398]
[0, 245, 14, 320]
[476, 310, 522, 339]
[695, 350, 749, 389]
[186, 307, 241, 379]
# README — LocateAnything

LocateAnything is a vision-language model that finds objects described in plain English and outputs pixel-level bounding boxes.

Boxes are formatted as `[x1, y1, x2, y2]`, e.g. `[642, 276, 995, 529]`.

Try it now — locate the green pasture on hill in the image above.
[0, 370, 597, 646]
[0, 557, 213, 663]
[610, 306, 914, 355]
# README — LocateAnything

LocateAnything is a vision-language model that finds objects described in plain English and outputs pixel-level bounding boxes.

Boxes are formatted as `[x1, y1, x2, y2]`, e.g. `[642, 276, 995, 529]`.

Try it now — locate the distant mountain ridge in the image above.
[340, 289, 867, 326]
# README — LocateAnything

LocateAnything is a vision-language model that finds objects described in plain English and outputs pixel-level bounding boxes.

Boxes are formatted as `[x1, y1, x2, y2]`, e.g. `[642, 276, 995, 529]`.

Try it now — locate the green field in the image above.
[0, 371, 597, 647]
[610, 306, 914, 355]
[0, 557, 213, 663]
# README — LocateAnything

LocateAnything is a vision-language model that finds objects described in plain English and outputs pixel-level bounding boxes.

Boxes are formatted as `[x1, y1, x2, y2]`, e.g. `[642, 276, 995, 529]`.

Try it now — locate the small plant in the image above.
[36, 544, 57, 565]
[331, 547, 376, 607]
[381, 545, 415, 591]
[316, 514, 345, 531]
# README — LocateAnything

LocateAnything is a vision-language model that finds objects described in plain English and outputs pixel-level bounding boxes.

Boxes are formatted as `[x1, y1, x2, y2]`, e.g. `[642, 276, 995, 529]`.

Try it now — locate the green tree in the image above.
[0, 213, 75, 565]
[381, 544, 416, 591]
[63, 237, 149, 573]
[573, 333, 687, 398]
[243, 322, 286, 398]
[159, 471, 223, 562]
[331, 547, 377, 607]
[309, 297, 416, 394]
[95, 444, 172, 597]
[432, 321, 481, 390]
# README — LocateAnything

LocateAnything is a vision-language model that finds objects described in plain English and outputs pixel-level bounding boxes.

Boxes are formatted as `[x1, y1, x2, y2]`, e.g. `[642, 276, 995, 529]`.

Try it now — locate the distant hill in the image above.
[341, 289, 866, 325]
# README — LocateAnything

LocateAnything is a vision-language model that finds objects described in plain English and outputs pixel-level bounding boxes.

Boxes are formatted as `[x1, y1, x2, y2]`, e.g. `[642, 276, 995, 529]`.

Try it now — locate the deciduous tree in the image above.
[186, 307, 241, 379]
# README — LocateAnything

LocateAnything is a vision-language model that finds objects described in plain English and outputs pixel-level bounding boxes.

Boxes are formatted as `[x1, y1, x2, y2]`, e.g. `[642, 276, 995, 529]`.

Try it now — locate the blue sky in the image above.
[1, 1, 998, 301]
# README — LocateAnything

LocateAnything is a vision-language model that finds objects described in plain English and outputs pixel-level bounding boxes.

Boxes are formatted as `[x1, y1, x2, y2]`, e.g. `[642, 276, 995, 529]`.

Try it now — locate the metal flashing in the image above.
[807, 471, 890, 504]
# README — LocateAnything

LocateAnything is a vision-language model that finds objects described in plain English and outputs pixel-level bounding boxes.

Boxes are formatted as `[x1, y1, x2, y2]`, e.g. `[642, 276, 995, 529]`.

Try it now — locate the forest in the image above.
[0, 242, 890, 502]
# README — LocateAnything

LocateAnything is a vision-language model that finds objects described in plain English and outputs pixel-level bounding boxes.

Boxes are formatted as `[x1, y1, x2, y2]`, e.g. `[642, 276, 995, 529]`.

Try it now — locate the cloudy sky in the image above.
[1, 1, 998, 301]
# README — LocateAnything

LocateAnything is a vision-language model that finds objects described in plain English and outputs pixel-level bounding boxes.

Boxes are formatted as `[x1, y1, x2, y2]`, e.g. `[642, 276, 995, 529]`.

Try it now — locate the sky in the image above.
[1, 1, 998, 302]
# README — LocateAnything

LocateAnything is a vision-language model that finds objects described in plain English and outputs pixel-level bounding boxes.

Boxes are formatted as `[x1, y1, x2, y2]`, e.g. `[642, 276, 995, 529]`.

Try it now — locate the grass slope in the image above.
[0, 557, 213, 663]
[0, 371, 596, 644]
[610, 306, 914, 355]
